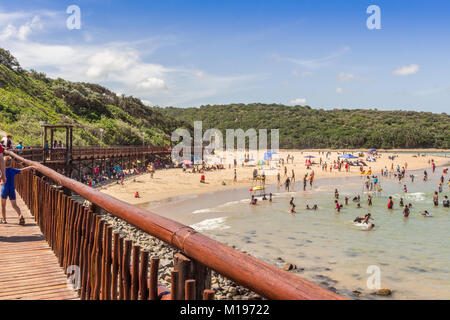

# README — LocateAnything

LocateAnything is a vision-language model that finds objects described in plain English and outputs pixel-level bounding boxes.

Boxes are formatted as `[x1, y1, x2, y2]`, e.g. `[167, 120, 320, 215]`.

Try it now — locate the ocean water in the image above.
[144, 167, 450, 299]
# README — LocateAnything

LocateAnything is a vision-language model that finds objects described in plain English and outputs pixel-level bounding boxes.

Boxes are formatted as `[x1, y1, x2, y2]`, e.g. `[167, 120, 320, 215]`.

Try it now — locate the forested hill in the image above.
[0, 48, 187, 146]
[154, 104, 450, 149]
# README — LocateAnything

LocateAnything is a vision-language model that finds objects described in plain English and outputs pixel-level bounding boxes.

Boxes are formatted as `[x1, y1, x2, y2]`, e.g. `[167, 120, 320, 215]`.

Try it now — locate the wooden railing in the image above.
[7, 150, 345, 300]
[14, 146, 170, 163]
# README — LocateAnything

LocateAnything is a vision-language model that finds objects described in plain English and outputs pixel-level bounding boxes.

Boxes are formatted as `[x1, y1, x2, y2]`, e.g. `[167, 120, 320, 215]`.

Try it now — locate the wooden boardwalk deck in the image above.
[0, 195, 78, 300]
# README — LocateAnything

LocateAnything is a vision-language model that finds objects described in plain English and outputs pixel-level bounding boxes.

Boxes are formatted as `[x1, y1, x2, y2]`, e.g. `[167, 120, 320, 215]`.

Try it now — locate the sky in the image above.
[0, 0, 449, 113]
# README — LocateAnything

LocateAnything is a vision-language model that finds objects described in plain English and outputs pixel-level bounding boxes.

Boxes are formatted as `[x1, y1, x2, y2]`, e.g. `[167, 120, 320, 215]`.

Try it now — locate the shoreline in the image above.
[100, 150, 449, 207]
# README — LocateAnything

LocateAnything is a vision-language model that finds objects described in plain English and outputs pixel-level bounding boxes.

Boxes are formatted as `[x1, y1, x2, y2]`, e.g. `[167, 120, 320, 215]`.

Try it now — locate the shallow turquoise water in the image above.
[147, 167, 450, 299]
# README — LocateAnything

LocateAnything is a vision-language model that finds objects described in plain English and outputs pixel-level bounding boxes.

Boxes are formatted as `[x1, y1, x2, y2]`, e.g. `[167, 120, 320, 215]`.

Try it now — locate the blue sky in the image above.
[1, 0, 449, 112]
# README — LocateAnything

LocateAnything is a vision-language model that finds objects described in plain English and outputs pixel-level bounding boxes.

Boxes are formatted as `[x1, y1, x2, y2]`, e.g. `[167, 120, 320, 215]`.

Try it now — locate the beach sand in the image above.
[100, 150, 449, 205]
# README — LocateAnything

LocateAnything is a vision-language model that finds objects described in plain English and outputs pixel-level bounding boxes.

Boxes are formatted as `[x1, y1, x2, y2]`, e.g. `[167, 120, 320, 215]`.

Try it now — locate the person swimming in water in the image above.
[420, 210, 432, 217]
[399, 198, 404, 207]
[250, 195, 257, 205]
[306, 204, 311, 210]
[354, 213, 373, 224]
[356, 203, 362, 209]
[269, 193, 273, 202]
[312, 204, 318, 210]
[367, 195, 373, 206]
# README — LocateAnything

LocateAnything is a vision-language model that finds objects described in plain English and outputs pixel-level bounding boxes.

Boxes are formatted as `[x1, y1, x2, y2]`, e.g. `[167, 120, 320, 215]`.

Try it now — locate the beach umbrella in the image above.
[339, 154, 358, 159]
[181, 160, 193, 165]
[258, 160, 266, 165]
[304, 155, 315, 159]
[370, 149, 377, 152]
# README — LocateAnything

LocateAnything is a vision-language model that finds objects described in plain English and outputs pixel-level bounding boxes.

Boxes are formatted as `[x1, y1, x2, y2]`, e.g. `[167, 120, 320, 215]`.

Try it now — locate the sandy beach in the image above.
[100, 149, 449, 205]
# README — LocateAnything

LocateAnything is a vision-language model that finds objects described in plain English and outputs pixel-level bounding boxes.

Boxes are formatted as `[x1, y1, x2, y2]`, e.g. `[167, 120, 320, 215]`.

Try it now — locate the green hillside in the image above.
[0, 48, 186, 147]
[154, 104, 450, 149]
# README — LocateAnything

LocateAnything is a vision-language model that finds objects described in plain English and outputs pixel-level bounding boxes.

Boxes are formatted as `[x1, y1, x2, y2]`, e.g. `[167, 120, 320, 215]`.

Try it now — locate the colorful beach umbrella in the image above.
[339, 154, 358, 159]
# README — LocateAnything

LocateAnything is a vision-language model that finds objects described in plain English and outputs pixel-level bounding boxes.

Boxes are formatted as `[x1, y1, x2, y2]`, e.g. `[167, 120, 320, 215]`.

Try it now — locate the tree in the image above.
[0, 48, 22, 72]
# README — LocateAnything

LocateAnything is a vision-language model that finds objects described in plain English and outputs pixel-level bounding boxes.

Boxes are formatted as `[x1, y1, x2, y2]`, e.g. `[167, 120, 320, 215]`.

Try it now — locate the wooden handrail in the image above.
[6, 150, 345, 300]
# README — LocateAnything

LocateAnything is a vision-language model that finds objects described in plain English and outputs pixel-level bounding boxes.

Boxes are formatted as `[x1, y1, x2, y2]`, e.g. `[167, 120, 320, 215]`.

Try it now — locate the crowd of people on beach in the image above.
[246, 151, 449, 231]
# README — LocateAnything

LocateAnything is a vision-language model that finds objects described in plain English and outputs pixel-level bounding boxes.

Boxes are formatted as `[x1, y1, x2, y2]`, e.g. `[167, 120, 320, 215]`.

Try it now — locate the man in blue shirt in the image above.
[1, 156, 34, 225]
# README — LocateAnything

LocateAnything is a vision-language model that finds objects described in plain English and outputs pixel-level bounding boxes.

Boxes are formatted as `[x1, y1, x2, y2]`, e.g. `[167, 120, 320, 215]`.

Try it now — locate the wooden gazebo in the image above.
[42, 124, 73, 165]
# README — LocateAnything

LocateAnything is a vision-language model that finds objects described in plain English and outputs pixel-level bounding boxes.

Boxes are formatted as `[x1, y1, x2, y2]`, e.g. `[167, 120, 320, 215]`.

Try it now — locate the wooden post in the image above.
[122, 239, 132, 300]
[111, 232, 120, 300]
[173, 252, 211, 300]
[149, 257, 160, 300]
[170, 270, 178, 300]
[139, 250, 149, 300]
[185, 280, 196, 300]
[131, 245, 140, 300]
[203, 289, 215, 300]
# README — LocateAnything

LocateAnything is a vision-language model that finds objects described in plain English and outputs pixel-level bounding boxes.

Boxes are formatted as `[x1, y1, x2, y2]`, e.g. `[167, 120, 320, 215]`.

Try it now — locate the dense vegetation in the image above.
[0, 48, 186, 147]
[154, 104, 450, 149]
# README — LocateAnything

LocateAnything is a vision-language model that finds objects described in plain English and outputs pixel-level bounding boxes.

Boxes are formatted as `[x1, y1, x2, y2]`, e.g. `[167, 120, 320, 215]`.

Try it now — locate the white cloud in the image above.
[301, 71, 314, 77]
[138, 77, 167, 90]
[289, 98, 307, 105]
[17, 15, 41, 40]
[274, 46, 350, 69]
[86, 49, 138, 79]
[338, 72, 357, 82]
[393, 64, 419, 76]
[141, 100, 152, 106]
[336, 87, 343, 94]
[293, 70, 314, 77]
[0, 9, 263, 107]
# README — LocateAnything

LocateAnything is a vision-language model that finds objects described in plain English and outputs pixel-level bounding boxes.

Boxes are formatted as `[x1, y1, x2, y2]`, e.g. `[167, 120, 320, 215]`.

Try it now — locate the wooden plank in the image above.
[0, 195, 78, 300]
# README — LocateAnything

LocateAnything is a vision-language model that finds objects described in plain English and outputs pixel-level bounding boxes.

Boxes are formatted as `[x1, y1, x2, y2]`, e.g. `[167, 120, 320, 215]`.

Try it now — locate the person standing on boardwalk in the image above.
[1, 157, 34, 224]
[0, 144, 6, 185]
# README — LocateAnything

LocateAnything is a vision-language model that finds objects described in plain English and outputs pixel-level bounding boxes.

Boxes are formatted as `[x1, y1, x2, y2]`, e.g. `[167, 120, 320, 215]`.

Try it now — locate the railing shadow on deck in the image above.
[6, 150, 346, 301]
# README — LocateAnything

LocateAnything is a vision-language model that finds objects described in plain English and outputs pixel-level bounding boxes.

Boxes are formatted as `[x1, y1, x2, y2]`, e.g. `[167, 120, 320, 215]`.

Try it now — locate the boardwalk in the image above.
[0, 195, 78, 300]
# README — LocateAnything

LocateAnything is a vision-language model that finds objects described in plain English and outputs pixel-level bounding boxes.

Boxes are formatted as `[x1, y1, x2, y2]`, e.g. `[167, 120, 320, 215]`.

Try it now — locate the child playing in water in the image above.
[387, 196, 394, 210]
[403, 205, 410, 217]
[335, 200, 341, 212]
[289, 197, 296, 214]
[1, 157, 34, 224]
